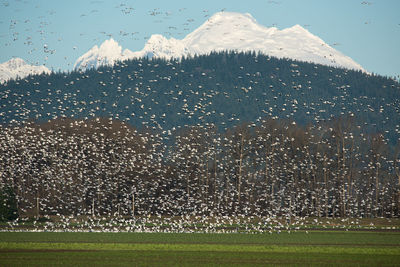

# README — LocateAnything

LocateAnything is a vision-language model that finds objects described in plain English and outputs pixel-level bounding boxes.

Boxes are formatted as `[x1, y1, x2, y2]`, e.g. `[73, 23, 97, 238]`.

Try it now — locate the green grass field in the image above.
[1, 231, 400, 266]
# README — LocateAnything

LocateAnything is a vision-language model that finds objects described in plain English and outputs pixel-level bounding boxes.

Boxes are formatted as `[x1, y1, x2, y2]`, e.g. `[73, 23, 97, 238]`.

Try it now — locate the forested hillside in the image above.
[1, 52, 400, 219]
[1, 51, 399, 142]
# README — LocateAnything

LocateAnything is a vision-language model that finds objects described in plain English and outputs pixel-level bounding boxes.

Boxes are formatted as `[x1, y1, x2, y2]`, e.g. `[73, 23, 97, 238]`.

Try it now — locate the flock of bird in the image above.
[6, 213, 390, 233]
[1, 2, 400, 232]
[0, 52, 399, 227]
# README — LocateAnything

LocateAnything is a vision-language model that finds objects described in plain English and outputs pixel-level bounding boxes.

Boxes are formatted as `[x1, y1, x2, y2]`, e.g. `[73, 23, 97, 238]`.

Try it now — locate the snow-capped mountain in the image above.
[0, 58, 51, 83]
[74, 12, 364, 72]
[73, 38, 136, 71]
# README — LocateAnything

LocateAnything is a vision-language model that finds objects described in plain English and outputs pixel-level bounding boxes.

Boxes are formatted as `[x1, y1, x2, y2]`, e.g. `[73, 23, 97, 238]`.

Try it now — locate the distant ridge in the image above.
[74, 12, 365, 72]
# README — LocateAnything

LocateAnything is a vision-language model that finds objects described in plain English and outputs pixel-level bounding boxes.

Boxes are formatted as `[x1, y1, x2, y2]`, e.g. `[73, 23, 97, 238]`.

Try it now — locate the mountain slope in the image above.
[74, 12, 364, 72]
[0, 58, 50, 83]
[4, 51, 398, 143]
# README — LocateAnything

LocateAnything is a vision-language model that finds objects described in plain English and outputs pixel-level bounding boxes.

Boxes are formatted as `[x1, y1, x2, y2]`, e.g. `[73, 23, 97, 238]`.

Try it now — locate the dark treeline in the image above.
[1, 51, 399, 144]
[1, 116, 399, 218]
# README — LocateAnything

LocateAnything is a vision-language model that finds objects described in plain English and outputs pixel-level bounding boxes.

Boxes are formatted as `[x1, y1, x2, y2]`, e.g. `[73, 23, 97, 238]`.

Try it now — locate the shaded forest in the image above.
[1, 116, 400, 218]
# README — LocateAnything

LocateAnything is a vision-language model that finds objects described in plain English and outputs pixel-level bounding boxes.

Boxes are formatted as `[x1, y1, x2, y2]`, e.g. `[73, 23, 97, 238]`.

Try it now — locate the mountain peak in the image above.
[207, 11, 257, 23]
[0, 58, 50, 83]
[140, 34, 186, 59]
[288, 24, 307, 32]
[73, 11, 365, 72]
[146, 34, 169, 46]
[98, 38, 121, 53]
[74, 38, 134, 70]
[4, 58, 27, 69]
[190, 11, 267, 36]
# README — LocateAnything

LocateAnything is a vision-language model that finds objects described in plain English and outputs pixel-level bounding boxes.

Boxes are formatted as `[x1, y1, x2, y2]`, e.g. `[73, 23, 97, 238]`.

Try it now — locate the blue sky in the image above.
[0, 0, 399, 77]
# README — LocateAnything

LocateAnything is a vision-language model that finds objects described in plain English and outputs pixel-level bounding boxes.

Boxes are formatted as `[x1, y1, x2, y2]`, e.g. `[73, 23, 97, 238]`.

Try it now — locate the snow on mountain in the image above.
[74, 12, 365, 72]
[73, 38, 136, 71]
[0, 58, 51, 83]
[181, 12, 364, 71]
[132, 34, 188, 59]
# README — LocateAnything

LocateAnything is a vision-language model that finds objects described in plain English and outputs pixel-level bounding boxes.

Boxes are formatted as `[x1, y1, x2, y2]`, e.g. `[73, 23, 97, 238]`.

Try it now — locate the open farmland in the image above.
[1, 228, 400, 266]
